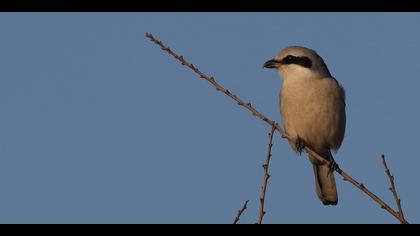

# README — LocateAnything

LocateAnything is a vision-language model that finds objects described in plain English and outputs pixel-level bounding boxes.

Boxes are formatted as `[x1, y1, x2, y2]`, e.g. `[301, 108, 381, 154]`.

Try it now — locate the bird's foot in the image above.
[295, 136, 305, 155]
[328, 157, 340, 175]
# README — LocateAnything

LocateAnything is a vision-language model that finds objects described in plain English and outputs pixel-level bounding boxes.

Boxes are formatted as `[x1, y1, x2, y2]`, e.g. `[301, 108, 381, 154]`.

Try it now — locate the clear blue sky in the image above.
[0, 13, 419, 224]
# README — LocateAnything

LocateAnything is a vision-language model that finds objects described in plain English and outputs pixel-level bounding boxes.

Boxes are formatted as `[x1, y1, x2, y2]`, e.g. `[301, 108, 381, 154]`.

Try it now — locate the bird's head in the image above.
[263, 46, 331, 80]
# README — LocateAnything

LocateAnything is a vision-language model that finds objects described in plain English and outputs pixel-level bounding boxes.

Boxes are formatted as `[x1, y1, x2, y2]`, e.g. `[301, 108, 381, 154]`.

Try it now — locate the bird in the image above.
[263, 46, 346, 205]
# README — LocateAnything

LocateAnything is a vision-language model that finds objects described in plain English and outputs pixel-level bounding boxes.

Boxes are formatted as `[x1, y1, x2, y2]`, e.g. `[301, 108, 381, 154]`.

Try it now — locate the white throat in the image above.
[278, 64, 316, 82]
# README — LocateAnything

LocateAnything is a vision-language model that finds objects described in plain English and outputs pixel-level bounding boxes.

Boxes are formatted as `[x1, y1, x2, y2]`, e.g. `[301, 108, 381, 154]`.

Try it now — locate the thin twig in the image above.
[381, 154, 407, 224]
[233, 200, 249, 224]
[145, 32, 409, 224]
[257, 124, 276, 224]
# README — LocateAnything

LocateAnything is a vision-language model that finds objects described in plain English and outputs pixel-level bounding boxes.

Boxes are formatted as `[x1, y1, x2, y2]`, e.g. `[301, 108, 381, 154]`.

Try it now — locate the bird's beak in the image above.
[263, 59, 281, 69]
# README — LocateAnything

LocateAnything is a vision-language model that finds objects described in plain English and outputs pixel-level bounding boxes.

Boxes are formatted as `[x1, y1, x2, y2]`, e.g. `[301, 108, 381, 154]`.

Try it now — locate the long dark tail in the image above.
[310, 151, 338, 205]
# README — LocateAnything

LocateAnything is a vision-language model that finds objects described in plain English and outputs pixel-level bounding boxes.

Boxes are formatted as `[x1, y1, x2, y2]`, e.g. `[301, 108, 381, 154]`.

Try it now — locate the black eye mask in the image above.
[281, 55, 312, 69]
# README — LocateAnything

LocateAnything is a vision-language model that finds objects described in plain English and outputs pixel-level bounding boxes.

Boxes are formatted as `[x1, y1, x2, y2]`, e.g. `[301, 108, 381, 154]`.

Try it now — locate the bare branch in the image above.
[144, 33, 281, 133]
[381, 154, 408, 224]
[257, 124, 276, 224]
[233, 200, 249, 224]
[145, 32, 409, 224]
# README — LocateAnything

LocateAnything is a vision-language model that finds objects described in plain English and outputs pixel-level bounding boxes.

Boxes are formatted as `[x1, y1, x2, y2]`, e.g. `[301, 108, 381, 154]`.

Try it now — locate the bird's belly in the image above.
[281, 86, 344, 152]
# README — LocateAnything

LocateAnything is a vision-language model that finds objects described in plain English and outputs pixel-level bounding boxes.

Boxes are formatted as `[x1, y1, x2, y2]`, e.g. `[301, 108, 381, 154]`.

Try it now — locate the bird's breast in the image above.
[280, 76, 346, 152]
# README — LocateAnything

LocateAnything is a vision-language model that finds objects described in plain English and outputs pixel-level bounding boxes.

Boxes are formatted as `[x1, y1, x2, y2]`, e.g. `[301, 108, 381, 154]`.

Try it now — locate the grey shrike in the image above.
[263, 46, 346, 205]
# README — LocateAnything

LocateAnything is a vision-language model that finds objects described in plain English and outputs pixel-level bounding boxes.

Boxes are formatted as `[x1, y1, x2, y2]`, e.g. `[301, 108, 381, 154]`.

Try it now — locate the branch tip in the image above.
[233, 200, 249, 224]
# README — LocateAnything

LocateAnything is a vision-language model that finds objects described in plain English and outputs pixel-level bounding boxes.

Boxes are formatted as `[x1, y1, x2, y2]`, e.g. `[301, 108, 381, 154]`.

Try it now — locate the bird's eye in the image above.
[284, 55, 295, 63]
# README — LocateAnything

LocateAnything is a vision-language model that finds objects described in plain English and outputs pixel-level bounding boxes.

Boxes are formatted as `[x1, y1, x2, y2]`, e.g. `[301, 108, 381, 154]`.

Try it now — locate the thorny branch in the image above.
[233, 200, 249, 224]
[382, 154, 407, 224]
[145, 32, 409, 224]
[257, 124, 276, 224]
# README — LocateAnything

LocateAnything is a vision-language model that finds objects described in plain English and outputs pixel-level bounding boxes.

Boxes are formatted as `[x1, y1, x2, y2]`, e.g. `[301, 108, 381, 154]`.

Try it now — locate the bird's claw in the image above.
[295, 136, 305, 155]
[328, 157, 339, 175]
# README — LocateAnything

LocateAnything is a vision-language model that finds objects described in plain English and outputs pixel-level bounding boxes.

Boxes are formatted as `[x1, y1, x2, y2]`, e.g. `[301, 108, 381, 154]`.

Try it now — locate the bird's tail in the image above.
[309, 151, 338, 206]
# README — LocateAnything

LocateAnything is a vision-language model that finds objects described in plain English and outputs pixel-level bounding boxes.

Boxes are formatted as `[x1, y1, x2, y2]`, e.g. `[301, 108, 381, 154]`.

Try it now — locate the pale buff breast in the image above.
[280, 76, 346, 154]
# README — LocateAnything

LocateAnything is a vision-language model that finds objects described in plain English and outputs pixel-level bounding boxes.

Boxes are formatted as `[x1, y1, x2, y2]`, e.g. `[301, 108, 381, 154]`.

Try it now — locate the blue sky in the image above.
[0, 13, 419, 223]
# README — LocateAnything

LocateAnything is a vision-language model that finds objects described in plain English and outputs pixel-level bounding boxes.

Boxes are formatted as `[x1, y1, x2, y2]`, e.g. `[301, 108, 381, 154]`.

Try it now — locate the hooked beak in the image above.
[263, 59, 281, 69]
